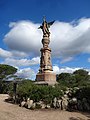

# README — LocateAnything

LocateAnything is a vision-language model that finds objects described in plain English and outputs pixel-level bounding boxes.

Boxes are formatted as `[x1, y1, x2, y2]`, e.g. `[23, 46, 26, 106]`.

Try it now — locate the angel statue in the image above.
[38, 17, 55, 37]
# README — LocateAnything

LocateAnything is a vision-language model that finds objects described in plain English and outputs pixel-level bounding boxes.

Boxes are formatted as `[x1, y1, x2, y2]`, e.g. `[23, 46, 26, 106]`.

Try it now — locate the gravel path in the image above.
[0, 94, 90, 120]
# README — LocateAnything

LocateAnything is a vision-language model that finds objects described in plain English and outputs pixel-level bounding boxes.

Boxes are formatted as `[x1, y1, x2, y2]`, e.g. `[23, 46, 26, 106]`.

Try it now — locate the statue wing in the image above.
[48, 20, 55, 27]
[38, 26, 43, 29]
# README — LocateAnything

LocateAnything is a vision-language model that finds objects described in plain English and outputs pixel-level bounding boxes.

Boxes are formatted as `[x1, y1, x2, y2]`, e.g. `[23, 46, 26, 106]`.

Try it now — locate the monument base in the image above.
[35, 71, 57, 85]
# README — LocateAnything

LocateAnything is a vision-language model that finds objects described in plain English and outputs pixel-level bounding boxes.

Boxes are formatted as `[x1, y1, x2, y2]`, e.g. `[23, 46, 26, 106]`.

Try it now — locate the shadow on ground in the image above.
[81, 112, 90, 119]
[69, 112, 90, 120]
[69, 116, 90, 120]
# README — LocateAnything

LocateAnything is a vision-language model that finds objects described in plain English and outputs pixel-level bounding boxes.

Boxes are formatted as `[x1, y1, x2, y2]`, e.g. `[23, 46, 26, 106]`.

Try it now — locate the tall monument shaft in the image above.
[36, 18, 56, 85]
[40, 35, 52, 72]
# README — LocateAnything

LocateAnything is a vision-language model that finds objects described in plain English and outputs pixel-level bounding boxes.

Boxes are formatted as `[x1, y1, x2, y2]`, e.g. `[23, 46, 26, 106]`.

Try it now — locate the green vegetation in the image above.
[57, 69, 90, 111]
[0, 64, 17, 93]
[57, 69, 90, 88]
[12, 69, 90, 108]
[0, 64, 17, 80]
[0, 64, 90, 111]
[17, 80, 62, 104]
[74, 86, 90, 100]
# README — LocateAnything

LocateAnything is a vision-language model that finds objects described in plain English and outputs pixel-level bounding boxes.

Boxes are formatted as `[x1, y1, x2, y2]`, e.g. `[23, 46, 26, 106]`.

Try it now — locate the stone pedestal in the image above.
[36, 71, 56, 85]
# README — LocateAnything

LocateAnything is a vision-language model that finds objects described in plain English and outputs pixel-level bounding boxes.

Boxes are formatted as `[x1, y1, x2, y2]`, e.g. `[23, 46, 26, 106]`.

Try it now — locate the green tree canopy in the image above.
[73, 69, 88, 76]
[0, 64, 17, 80]
[57, 69, 90, 88]
[73, 69, 89, 83]
[57, 73, 76, 87]
[0, 64, 17, 93]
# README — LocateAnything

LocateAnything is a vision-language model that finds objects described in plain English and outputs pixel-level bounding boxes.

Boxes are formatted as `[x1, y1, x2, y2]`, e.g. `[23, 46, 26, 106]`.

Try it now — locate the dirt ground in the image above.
[0, 94, 90, 120]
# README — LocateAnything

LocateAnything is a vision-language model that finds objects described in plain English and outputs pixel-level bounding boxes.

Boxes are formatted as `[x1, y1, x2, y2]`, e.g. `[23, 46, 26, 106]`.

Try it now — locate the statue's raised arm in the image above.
[39, 17, 55, 37]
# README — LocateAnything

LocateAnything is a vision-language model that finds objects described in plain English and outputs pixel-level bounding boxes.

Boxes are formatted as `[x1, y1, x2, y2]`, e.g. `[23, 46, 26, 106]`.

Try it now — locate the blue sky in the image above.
[0, 0, 90, 79]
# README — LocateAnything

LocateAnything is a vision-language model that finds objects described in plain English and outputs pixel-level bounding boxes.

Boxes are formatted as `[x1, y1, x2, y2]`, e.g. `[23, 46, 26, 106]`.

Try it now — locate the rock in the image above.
[65, 88, 70, 94]
[33, 103, 36, 108]
[53, 97, 63, 109]
[72, 98, 77, 104]
[62, 96, 68, 110]
[63, 94, 68, 98]
[53, 97, 57, 108]
[26, 98, 33, 109]
[20, 101, 26, 107]
[41, 103, 46, 109]
[46, 104, 51, 109]
[67, 98, 77, 111]
[36, 102, 42, 109]
[36, 101, 46, 109]
[30, 103, 36, 109]
[56, 99, 62, 109]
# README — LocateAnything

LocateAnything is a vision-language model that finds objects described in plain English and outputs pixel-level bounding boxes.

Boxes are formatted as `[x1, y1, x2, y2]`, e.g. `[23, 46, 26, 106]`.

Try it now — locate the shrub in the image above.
[74, 86, 90, 100]
[15, 80, 63, 105]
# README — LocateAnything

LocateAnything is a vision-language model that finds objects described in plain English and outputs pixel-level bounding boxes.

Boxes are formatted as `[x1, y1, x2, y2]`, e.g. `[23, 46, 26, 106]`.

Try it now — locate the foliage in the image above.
[57, 69, 90, 88]
[16, 80, 62, 104]
[0, 64, 17, 80]
[0, 64, 17, 93]
[2, 67, 90, 110]
[56, 69, 90, 111]
[74, 86, 90, 100]
[57, 73, 76, 87]
[73, 69, 89, 76]
[0, 81, 7, 93]
[73, 69, 89, 84]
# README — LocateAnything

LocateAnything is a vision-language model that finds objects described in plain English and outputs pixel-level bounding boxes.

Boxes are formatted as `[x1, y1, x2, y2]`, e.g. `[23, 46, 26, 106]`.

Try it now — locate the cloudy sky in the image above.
[0, 0, 90, 80]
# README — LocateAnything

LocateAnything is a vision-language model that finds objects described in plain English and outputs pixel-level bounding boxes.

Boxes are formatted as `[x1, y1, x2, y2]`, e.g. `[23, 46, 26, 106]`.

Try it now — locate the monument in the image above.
[35, 17, 56, 85]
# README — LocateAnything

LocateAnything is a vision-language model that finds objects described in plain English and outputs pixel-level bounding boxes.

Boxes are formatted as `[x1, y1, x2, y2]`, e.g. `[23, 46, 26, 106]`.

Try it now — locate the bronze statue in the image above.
[39, 17, 55, 37]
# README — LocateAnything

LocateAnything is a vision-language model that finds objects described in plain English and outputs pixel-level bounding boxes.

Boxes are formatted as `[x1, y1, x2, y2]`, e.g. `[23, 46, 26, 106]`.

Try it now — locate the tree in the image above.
[73, 69, 89, 76]
[0, 64, 17, 93]
[0, 64, 17, 80]
[57, 73, 76, 87]
[57, 69, 90, 88]
[73, 69, 90, 87]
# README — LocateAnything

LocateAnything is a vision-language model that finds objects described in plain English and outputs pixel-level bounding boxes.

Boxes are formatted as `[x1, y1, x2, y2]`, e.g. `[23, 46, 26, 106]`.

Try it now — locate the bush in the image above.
[74, 86, 90, 100]
[15, 80, 63, 105]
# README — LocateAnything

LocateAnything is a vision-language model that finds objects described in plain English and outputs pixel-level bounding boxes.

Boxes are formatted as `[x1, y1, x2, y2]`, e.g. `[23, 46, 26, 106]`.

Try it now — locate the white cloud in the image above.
[88, 72, 90, 75]
[51, 18, 90, 58]
[0, 48, 28, 59]
[0, 48, 12, 58]
[16, 68, 35, 80]
[53, 66, 60, 74]
[53, 66, 82, 74]
[53, 66, 90, 76]
[12, 51, 28, 58]
[3, 57, 40, 67]
[4, 21, 42, 55]
[15, 66, 90, 80]
[3, 18, 90, 62]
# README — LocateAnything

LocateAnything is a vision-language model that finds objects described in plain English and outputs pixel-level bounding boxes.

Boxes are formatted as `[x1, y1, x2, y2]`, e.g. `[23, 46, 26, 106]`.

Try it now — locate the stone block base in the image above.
[35, 71, 57, 85]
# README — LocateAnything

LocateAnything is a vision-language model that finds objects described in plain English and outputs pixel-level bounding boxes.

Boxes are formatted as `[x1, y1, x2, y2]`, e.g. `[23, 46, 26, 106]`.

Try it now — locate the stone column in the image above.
[39, 35, 52, 72]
